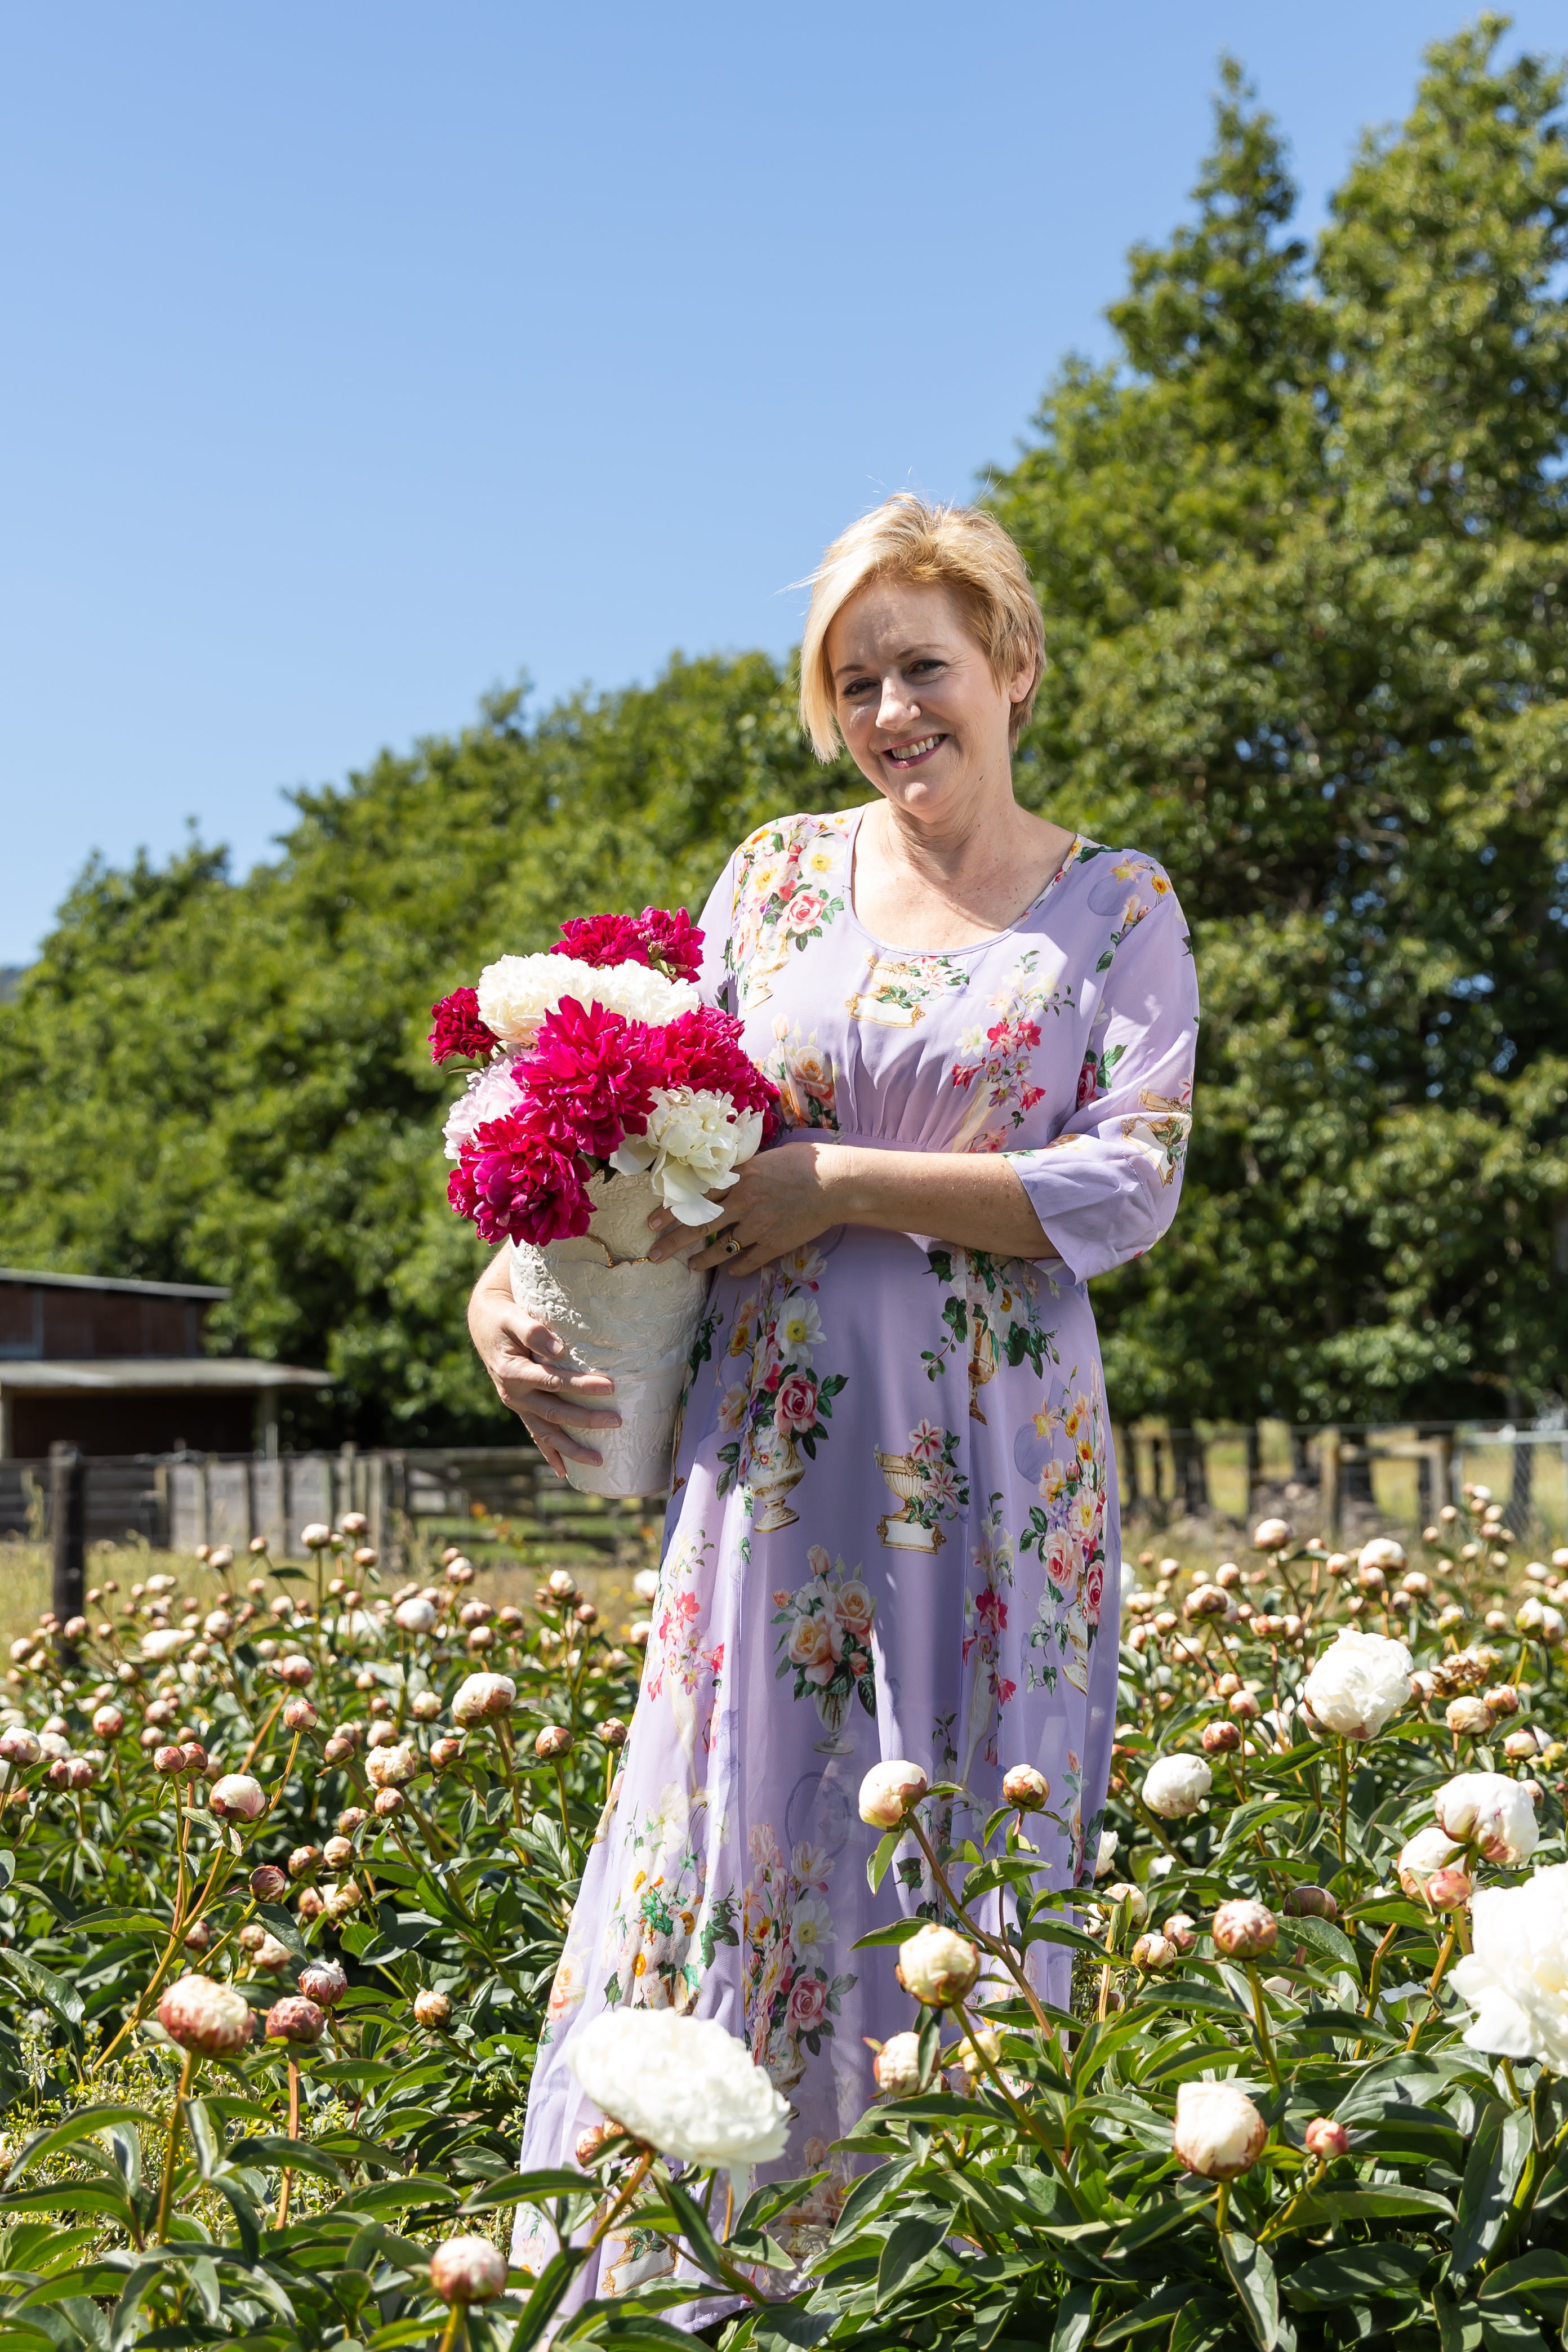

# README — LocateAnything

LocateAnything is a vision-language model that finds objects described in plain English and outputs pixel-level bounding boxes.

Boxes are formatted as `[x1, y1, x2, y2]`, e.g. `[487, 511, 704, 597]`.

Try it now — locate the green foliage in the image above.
[988, 22, 1568, 1426]
[0, 667, 860, 1442]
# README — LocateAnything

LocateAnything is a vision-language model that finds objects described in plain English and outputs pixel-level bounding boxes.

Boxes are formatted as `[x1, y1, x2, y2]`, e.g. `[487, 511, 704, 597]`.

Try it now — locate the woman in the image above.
[469, 493, 1197, 2287]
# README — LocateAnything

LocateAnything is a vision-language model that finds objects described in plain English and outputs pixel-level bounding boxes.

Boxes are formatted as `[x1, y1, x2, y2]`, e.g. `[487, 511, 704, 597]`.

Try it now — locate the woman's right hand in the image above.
[467, 1257, 619, 1477]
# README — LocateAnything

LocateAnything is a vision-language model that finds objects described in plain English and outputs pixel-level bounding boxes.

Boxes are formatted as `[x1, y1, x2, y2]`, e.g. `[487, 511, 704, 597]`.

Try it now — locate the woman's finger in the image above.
[519, 1409, 605, 1471]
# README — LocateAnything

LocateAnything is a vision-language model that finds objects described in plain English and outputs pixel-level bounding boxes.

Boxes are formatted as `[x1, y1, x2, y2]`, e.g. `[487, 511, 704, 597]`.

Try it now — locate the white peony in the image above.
[1397, 1824, 1462, 1899]
[1142, 1754, 1213, 1819]
[1173, 2081, 1267, 2179]
[452, 1673, 516, 1726]
[1094, 1830, 1119, 1879]
[1358, 1537, 1407, 1574]
[442, 1057, 527, 1160]
[1451, 1864, 1568, 2066]
[476, 952, 698, 1048]
[1301, 1627, 1413, 1739]
[612, 1089, 763, 1224]
[141, 1627, 194, 1662]
[567, 2006, 790, 2166]
[1434, 1771, 1539, 1867]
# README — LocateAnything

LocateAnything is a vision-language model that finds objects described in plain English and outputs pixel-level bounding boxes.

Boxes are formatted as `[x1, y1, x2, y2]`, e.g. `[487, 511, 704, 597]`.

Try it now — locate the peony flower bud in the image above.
[1398, 1824, 1463, 1899]
[575, 2121, 612, 2165]
[373, 1787, 404, 1816]
[411, 1690, 441, 1720]
[896, 1922, 981, 2007]
[597, 1717, 629, 1749]
[184, 1919, 212, 1952]
[288, 1845, 322, 1878]
[340, 1512, 368, 1537]
[395, 1598, 436, 1634]
[1282, 1885, 1338, 1921]
[1132, 1931, 1180, 1973]
[250, 1933, 293, 1973]
[278, 1655, 313, 1688]
[1304, 2116, 1349, 2162]
[1101, 1881, 1149, 1925]
[1164, 1913, 1197, 1952]
[1173, 2080, 1267, 2179]
[430, 1736, 465, 1771]
[534, 1725, 572, 1761]
[546, 1568, 576, 1600]
[1202, 1721, 1242, 1754]
[322, 1733, 355, 1765]
[1446, 1696, 1494, 1738]
[1141, 1753, 1213, 1818]
[323, 1836, 353, 1868]
[367, 1742, 418, 1789]
[297, 1958, 347, 2007]
[1426, 1867, 1473, 1910]
[249, 1865, 288, 1903]
[859, 1761, 930, 1828]
[430, 2238, 507, 2308]
[92, 1705, 124, 1740]
[872, 2029, 928, 2096]
[414, 1986, 453, 2028]
[451, 1673, 516, 1726]
[1358, 1538, 1406, 1575]
[1211, 1899, 1277, 1959]
[283, 1697, 318, 1732]
[1001, 1763, 1049, 1811]
[296, 1887, 325, 1921]
[300, 1524, 332, 1551]
[0, 1728, 41, 1767]
[1252, 1518, 1292, 1552]
[210, 1773, 266, 1822]
[158, 1974, 254, 2055]
[154, 1744, 185, 1776]
[266, 1995, 326, 2044]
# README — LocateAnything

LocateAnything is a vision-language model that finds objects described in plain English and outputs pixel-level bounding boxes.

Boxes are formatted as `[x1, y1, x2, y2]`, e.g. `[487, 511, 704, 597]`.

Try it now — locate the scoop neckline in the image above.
[843, 805, 1090, 960]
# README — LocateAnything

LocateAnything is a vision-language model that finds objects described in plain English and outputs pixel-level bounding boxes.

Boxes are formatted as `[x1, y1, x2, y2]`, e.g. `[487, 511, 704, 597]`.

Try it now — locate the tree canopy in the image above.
[1, 17, 1563, 1442]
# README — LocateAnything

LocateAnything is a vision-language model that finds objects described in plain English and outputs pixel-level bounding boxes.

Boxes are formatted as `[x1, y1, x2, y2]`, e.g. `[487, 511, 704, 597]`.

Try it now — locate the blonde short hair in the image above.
[798, 493, 1046, 761]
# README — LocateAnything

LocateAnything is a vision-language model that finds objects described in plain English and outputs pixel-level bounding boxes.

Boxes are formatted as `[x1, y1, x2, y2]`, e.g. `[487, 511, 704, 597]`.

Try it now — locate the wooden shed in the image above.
[0, 1267, 329, 1456]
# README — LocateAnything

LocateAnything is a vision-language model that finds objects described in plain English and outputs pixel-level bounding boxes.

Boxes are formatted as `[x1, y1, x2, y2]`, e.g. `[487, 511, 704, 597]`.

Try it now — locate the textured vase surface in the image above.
[508, 1170, 709, 1498]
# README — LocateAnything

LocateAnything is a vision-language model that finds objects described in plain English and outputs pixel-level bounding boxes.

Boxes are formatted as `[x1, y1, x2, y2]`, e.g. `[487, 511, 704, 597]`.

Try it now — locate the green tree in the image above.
[0, 662, 858, 1443]
[990, 19, 1568, 1428]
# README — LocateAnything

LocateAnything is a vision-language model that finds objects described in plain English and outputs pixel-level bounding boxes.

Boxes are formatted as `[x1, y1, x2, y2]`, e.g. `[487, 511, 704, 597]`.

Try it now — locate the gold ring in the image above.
[724, 1235, 741, 1256]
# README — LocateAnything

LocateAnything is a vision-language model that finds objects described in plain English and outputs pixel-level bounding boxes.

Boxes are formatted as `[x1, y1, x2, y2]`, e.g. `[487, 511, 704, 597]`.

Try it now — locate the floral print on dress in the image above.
[875, 1419, 969, 1553]
[1017, 1371, 1110, 1696]
[844, 950, 970, 1027]
[950, 947, 1076, 1150]
[742, 1824, 856, 2093]
[716, 1246, 847, 1530]
[921, 1248, 1063, 1418]
[960, 1495, 1017, 1782]
[763, 1017, 839, 1132]
[601, 1782, 739, 2016]
[772, 1545, 876, 1749]
[727, 813, 853, 1011]
[1120, 1085, 1193, 1187]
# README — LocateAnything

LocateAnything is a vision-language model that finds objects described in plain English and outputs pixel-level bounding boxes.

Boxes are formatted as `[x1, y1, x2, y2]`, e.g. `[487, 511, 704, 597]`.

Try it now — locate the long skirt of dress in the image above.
[515, 1218, 1120, 2305]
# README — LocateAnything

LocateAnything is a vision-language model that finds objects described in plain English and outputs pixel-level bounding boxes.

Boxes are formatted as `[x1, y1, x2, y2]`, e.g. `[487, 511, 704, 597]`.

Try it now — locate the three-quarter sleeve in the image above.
[1006, 883, 1199, 1284]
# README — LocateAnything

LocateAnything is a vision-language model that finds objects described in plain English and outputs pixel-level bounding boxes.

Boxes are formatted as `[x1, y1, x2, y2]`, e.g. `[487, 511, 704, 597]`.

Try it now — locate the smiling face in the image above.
[825, 576, 1032, 822]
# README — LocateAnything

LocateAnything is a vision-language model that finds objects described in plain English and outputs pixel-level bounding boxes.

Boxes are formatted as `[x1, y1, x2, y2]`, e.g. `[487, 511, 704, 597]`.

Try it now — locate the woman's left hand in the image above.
[645, 1139, 846, 1281]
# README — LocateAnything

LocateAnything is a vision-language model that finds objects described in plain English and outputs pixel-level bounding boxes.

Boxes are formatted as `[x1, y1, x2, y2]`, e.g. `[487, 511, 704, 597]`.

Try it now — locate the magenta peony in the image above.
[429, 987, 500, 1066]
[648, 1005, 782, 1141]
[634, 905, 703, 981]
[449, 1110, 592, 1247]
[520, 997, 660, 1160]
[551, 913, 652, 969]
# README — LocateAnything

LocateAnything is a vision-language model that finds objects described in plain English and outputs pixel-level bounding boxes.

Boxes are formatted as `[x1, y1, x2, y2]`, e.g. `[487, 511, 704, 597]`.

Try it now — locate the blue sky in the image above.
[2, 2, 1562, 963]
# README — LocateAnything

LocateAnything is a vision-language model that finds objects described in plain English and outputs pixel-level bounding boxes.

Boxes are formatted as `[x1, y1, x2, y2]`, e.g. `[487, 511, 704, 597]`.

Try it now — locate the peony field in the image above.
[2, 1498, 1568, 2348]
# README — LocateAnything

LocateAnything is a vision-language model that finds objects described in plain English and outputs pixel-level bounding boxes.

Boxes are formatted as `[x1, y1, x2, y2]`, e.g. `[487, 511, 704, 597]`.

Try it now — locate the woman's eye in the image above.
[841, 678, 875, 700]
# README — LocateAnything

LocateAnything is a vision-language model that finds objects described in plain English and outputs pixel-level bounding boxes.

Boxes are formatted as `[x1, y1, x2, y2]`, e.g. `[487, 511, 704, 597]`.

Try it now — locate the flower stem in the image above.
[436, 2311, 465, 2352]
[1215, 2179, 1231, 2235]
[275, 2056, 301, 2229]
[154, 2047, 195, 2242]
[1246, 1964, 1282, 2088]
[905, 1814, 1052, 2038]
[1336, 1740, 1349, 1871]
[585, 2145, 655, 2249]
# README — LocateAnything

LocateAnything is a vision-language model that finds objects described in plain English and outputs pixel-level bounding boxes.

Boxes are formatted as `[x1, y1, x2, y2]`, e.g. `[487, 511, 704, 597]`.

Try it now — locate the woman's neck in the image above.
[853, 795, 1076, 952]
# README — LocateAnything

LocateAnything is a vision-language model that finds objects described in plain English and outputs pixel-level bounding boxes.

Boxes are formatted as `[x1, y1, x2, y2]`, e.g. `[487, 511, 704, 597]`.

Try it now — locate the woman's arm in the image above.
[647, 1138, 1054, 1282]
[467, 1250, 621, 1475]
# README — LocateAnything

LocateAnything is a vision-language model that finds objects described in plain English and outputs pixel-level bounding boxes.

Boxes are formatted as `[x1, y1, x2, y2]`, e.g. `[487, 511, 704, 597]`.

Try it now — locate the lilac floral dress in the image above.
[518, 807, 1197, 2292]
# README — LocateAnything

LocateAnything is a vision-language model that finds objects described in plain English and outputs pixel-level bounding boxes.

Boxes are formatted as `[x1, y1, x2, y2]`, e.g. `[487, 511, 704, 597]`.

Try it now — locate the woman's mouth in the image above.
[883, 733, 946, 770]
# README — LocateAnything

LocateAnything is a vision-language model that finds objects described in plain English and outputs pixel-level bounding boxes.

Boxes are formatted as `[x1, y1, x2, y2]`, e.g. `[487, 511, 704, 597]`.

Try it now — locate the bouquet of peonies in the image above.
[431, 907, 779, 1497]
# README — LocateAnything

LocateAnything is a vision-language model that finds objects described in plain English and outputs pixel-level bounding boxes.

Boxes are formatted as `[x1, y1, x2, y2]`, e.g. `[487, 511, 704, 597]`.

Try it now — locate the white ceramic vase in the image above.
[509, 1170, 710, 1499]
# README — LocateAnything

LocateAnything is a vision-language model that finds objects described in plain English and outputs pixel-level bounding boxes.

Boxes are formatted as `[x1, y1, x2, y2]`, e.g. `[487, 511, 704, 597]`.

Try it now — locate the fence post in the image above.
[1318, 1428, 1341, 1544]
[50, 1441, 86, 1655]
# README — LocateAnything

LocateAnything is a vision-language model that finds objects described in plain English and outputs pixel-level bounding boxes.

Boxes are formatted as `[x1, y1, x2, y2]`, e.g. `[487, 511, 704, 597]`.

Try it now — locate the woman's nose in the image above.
[876, 676, 915, 730]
